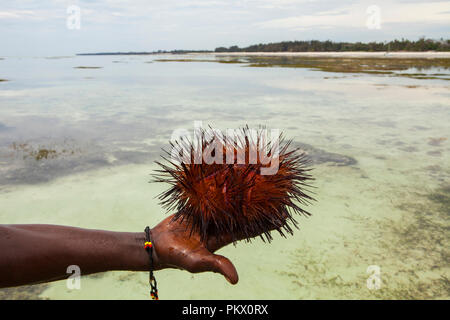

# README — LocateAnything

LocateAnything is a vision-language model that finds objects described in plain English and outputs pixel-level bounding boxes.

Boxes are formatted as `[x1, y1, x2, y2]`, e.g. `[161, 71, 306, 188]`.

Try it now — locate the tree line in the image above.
[215, 38, 450, 52]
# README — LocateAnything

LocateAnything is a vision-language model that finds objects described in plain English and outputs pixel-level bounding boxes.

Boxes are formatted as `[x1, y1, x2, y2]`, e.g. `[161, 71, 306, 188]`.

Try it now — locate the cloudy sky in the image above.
[1, 0, 449, 56]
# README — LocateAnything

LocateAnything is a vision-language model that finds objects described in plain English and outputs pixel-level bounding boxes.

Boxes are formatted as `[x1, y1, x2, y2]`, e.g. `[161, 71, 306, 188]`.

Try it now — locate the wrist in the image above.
[115, 230, 161, 272]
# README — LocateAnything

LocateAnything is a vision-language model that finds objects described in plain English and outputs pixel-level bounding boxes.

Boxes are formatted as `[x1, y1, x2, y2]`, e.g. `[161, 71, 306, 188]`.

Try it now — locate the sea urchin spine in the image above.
[152, 126, 314, 243]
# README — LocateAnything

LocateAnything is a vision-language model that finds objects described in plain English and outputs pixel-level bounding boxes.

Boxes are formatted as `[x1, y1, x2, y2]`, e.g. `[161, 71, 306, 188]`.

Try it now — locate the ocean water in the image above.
[0, 54, 449, 299]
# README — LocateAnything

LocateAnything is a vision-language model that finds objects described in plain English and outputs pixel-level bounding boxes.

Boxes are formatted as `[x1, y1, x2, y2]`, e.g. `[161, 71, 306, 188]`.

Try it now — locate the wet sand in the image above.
[212, 51, 450, 59]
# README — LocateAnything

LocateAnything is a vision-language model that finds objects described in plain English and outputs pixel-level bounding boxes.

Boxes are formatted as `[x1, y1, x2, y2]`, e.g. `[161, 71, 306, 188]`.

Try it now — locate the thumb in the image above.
[204, 253, 239, 285]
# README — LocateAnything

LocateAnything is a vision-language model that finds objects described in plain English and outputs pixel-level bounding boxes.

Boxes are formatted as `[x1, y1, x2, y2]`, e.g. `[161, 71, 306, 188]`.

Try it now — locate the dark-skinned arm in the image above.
[0, 215, 239, 288]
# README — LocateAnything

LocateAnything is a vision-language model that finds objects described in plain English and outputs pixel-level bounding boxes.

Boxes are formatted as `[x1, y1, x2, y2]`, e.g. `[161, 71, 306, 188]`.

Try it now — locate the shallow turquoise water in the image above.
[0, 54, 449, 299]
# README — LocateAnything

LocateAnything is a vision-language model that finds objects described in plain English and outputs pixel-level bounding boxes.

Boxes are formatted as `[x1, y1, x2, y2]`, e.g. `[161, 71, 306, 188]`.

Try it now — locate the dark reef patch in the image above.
[73, 66, 103, 69]
[157, 55, 450, 80]
[0, 139, 161, 186]
[155, 58, 245, 64]
[0, 283, 49, 300]
[428, 137, 447, 146]
[293, 141, 357, 166]
[411, 125, 431, 131]
[399, 146, 418, 152]
[427, 185, 450, 217]
[242, 56, 450, 80]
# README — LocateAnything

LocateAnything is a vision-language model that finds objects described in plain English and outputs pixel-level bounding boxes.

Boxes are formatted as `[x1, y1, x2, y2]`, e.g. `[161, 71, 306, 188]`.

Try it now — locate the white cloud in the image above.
[382, 2, 450, 24]
[256, 1, 450, 30]
[0, 10, 36, 19]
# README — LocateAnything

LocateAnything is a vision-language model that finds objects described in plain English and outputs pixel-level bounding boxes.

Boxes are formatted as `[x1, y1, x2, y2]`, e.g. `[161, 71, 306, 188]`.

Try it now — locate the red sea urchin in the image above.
[152, 126, 314, 243]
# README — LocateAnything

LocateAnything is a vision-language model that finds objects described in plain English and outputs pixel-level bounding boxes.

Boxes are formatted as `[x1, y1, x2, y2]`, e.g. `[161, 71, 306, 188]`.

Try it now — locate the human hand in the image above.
[150, 215, 239, 284]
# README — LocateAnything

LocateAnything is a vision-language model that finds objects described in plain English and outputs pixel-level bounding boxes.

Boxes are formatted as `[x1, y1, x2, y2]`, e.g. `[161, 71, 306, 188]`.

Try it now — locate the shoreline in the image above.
[206, 51, 450, 59]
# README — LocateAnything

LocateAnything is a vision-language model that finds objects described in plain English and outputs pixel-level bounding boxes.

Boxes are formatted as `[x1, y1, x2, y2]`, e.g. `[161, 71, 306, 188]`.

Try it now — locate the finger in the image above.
[205, 253, 239, 285]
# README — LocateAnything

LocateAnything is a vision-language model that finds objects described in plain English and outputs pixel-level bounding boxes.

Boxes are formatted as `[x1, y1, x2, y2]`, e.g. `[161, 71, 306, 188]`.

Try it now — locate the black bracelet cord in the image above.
[144, 226, 159, 300]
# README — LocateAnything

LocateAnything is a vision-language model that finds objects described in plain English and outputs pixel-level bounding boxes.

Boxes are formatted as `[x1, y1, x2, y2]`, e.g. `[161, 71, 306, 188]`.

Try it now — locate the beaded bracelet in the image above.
[144, 226, 158, 300]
